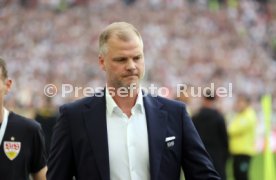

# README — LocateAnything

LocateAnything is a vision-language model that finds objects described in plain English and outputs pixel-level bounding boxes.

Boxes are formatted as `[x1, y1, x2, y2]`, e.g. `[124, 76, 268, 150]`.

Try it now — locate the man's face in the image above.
[235, 97, 248, 113]
[0, 69, 12, 104]
[99, 34, 145, 90]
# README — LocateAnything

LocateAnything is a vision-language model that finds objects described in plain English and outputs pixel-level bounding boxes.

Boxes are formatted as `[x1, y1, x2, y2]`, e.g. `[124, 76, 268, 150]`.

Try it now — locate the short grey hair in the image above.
[99, 22, 143, 55]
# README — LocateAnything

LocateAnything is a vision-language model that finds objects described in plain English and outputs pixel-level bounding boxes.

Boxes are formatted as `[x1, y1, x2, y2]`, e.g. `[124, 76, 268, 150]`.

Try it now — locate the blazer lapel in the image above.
[83, 95, 110, 180]
[144, 95, 168, 180]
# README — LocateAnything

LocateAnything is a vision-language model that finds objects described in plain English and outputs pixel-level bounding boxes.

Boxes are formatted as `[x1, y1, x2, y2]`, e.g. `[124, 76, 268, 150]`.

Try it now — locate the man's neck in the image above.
[107, 86, 140, 117]
[203, 101, 214, 109]
[113, 94, 138, 109]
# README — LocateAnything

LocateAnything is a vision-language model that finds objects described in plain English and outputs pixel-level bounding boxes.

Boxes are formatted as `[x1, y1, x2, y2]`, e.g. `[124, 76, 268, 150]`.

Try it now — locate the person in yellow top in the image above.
[228, 94, 257, 180]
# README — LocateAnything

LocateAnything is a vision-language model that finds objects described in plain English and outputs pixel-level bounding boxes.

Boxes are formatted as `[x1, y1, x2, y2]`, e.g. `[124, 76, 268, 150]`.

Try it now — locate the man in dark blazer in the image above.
[47, 22, 220, 180]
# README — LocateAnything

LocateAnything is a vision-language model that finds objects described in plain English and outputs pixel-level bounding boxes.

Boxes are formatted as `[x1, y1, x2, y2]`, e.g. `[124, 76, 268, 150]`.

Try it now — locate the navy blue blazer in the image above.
[47, 93, 220, 180]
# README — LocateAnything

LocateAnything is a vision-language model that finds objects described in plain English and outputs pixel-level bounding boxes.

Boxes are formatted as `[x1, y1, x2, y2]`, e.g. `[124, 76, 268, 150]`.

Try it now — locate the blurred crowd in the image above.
[0, 0, 276, 121]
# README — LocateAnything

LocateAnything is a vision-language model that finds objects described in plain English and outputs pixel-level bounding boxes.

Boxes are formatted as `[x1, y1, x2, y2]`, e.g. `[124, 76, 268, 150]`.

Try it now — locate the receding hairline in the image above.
[99, 22, 143, 55]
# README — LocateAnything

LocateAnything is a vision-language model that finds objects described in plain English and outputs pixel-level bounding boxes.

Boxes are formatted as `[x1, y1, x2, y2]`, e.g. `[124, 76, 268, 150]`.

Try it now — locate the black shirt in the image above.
[35, 110, 57, 157]
[0, 112, 46, 180]
[192, 107, 229, 180]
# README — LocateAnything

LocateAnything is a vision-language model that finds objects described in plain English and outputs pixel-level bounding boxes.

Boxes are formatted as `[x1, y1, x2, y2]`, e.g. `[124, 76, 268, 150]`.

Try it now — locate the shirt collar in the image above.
[134, 89, 144, 114]
[106, 88, 118, 116]
[105, 87, 144, 116]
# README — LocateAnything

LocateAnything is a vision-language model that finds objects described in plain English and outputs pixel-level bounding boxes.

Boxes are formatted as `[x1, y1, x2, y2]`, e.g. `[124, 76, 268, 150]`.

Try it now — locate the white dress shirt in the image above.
[106, 88, 150, 180]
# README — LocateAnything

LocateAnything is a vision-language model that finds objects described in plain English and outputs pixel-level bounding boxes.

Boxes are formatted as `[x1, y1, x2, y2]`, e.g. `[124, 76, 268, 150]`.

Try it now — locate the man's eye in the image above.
[133, 56, 141, 61]
[115, 58, 126, 62]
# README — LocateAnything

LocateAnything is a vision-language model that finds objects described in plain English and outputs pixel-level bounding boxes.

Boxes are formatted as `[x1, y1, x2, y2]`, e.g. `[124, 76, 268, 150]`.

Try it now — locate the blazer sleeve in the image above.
[180, 105, 221, 180]
[47, 105, 75, 180]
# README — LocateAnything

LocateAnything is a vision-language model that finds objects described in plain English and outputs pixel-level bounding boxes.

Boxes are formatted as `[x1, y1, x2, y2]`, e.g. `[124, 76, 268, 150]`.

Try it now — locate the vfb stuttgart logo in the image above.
[4, 141, 21, 160]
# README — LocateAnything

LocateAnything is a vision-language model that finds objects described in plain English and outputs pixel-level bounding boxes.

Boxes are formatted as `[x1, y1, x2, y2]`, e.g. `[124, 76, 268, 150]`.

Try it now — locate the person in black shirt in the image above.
[35, 97, 57, 158]
[0, 58, 47, 180]
[192, 90, 229, 180]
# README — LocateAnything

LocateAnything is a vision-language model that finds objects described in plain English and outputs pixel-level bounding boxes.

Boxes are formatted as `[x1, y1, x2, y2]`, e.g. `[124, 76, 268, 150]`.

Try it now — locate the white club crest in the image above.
[4, 141, 21, 160]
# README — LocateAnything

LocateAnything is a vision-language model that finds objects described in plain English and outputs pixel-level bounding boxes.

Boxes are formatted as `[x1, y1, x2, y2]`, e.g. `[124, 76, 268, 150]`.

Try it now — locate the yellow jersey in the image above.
[228, 107, 257, 155]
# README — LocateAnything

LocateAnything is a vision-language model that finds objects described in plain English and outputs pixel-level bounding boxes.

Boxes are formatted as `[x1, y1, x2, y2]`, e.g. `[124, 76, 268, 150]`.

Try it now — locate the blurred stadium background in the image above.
[1, 0, 276, 179]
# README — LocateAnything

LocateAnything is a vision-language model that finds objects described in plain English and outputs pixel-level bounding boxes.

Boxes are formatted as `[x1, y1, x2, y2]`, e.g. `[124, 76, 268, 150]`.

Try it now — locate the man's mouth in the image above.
[124, 74, 138, 77]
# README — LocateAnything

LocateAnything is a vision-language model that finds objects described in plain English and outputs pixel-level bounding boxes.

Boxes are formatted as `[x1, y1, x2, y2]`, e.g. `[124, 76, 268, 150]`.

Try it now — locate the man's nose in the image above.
[126, 59, 136, 70]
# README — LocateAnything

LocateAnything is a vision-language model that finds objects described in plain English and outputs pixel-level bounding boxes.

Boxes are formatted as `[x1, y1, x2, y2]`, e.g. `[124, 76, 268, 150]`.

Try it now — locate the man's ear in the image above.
[98, 54, 106, 71]
[4, 79, 12, 95]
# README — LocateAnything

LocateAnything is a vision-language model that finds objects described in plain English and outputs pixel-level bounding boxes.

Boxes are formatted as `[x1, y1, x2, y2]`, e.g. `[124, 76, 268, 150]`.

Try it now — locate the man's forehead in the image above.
[109, 32, 140, 43]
